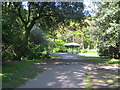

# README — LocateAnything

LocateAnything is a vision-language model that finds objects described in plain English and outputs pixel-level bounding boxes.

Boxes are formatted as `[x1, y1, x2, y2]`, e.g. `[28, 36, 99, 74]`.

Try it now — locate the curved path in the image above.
[18, 54, 119, 88]
[18, 54, 90, 88]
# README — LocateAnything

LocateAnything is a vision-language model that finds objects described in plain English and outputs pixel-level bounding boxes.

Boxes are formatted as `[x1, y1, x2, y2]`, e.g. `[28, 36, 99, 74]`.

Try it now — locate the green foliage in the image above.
[67, 49, 79, 54]
[53, 39, 67, 53]
[23, 43, 51, 60]
[2, 2, 86, 61]
[2, 5, 23, 61]
[81, 49, 88, 53]
[91, 2, 120, 59]
[2, 48, 13, 60]
[80, 49, 97, 53]
[87, 50, 97, 53]
[51, 19, 94, 51]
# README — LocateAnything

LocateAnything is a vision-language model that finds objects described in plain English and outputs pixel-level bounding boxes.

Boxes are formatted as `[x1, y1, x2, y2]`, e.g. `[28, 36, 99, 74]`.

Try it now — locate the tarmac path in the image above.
[18, 54, 90, 88]
[18, 54, 119, 88]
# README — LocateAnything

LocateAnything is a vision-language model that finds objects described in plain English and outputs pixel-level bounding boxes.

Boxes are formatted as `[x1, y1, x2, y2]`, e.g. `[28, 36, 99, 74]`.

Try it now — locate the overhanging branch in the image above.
[27, 3, 31, 24]
[18, 7, 27, 26]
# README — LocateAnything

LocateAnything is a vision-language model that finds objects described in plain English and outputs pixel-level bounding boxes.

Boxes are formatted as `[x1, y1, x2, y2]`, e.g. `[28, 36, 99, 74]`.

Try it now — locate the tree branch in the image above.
[18, 6, 27, 26]
[27, 3, 31, 24]
[27, 16, 40, 32]
[27, 13, 52, 31]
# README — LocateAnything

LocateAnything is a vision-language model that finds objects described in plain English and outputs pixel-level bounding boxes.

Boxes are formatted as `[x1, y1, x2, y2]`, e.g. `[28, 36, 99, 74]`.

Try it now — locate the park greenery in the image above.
[2, 2, 120, 62]
[2, 2, 86, 62]
[2, 1, 120, 88]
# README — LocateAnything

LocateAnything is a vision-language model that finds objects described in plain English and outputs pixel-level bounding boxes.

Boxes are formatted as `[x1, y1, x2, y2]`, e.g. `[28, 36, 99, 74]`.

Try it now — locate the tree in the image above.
[91, 2, 120, 58]
[2, 2, 85, 60]
[2, 2, 23, 60]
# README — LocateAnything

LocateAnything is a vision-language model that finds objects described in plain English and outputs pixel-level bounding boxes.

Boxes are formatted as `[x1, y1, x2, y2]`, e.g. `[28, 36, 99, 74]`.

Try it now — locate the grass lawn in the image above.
[2, 59, 49, 88]
[75, 54, 120, 64]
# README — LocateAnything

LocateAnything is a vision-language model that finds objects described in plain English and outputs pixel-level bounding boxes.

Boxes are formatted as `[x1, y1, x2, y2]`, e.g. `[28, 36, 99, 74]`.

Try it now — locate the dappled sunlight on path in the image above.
[18, 53, 119, 88]
[87, 69, 119, 88]
[18, 64, 88, 88]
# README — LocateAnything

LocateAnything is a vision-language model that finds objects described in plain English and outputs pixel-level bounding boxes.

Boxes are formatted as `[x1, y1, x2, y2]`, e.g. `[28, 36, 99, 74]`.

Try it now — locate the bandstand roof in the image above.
[64, 42, 80, 47]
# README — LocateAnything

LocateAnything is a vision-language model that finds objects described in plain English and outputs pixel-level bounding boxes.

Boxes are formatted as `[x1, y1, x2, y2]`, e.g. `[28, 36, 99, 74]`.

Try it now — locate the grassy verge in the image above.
[75, 54, 120, 64]
[2, 59, 49, 88]
[80, 49, 97, 53]
[84, 72, 92, 90]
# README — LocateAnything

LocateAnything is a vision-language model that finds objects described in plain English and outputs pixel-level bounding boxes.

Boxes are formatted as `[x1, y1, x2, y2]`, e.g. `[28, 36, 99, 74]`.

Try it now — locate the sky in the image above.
[22, 1, 28, 10]
[83, 0, 99, 15]
[22, 0, 99, 15]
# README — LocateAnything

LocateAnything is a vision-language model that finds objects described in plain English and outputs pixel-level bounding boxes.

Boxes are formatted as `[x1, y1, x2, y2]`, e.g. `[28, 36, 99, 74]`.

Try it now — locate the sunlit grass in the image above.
[0, 73, 4, 76]
[80, 49, 97, 53]
[75, 54, 120, 64]
[107, 59, 120, 64]
[2, 59, 46, 88]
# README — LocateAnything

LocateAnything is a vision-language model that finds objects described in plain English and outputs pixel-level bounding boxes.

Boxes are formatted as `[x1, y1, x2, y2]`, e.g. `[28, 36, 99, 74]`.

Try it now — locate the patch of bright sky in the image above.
[83, 0, 99, 15]
[22, 1, 28, 10]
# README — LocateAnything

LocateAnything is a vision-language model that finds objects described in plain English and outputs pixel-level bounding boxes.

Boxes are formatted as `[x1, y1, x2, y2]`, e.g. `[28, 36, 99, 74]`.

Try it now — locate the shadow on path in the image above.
[18, 53, 119, 88]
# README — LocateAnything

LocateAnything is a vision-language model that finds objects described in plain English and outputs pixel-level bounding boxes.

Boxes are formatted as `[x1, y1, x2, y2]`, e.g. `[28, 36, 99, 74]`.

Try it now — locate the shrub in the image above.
[81, 49, 88, 53]
[22, 43, 51, 60]
[98, 45, 120, 59]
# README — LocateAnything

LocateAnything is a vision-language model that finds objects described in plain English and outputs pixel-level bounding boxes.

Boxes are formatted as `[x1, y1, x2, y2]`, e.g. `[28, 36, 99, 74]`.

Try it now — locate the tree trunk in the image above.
[16, 29, 30, 60]
[88, 42, 91, 50]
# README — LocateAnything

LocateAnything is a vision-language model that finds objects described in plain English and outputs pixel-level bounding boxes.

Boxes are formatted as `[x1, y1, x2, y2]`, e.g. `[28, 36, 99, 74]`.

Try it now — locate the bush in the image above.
[53, 39, 67, 53]
[98, 47, 109, 57]
[23, 43, 51, 60]
[79, 49, 97, 53]
[58, 46, 67, 52]
[53, 48, 60, 53]
[2, 46, 15, 63]
[81, 49, 88, 53]
[98, 46, 120, 59]
[2, 51, 13, 61]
